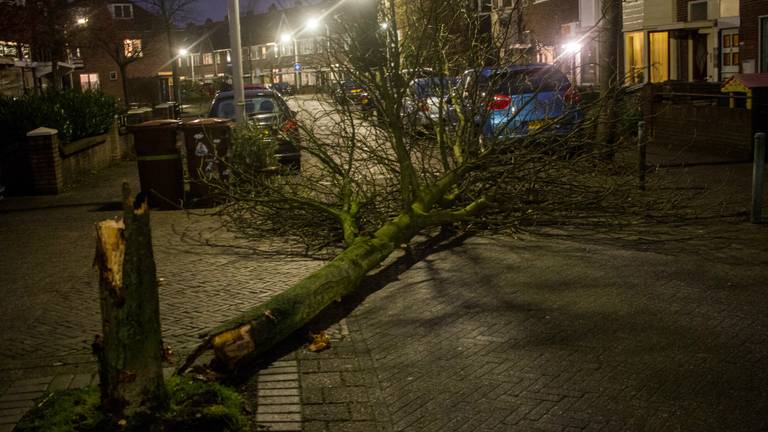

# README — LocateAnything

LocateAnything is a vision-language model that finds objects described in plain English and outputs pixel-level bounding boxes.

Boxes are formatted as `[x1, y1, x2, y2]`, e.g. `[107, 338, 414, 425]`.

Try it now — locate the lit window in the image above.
[110, 3, 133, 19]
[202, 52, 213, 64]
[123, 39, 142, 57]
[624, 31, 645, 84]
[80, 73, 100, 90]
[649, 32, 668, 83]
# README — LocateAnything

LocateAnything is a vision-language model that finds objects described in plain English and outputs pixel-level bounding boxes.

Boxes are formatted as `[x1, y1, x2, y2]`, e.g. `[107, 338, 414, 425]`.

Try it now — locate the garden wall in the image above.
[17, 119, 131, 195]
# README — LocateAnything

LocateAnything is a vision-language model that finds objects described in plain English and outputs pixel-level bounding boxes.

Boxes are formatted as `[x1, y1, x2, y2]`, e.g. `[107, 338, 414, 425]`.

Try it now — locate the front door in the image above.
[720, 28, 740, 80]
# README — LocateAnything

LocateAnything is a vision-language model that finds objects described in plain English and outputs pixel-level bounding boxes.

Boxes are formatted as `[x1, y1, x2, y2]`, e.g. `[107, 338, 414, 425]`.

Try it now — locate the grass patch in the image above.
[15, 377, 249, 432]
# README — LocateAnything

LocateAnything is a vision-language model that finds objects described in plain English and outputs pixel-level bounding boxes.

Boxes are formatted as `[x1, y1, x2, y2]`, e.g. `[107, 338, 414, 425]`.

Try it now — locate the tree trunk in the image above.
[94, 184, 168, 418]
[179, 212, 418, 372]
[119, 63, 130, 108]
[595, 0, 622, 158]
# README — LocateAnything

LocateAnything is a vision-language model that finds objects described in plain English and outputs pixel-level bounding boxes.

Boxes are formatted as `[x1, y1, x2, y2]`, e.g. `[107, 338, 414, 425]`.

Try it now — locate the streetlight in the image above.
[306, 17, 320, 31]
[280, 33, 300, 90]
[178, 48, 194, 81]
[561, 40, 582, 84]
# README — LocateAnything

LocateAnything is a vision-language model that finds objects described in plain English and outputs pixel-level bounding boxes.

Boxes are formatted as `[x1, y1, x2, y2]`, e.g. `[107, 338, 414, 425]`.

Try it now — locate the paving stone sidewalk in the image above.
[0, 162, 324, 430]
[289, 152, 768, 432]
[2, 146, 768, 432]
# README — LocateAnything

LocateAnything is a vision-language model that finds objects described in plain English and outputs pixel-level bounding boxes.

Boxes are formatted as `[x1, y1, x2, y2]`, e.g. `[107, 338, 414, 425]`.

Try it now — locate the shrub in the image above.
[0, 89, 117, 149]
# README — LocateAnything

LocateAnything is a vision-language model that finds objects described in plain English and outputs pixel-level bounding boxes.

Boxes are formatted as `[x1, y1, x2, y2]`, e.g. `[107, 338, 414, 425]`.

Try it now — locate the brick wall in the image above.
[25, 129, 63, 194]
[76, 32, 172, 106]
[650, 103, 753, 160]
[740, 0, 768, 71]
[19, 122, 127, 195]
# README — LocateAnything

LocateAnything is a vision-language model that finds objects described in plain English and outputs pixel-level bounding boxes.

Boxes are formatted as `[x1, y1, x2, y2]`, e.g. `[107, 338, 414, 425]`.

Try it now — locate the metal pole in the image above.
[190, 54, 195, 81]
[751, 132, 766, 224]
[638, 121, 646, 191]
[228, 0, 246, 124]
[294, 38, 301, 90]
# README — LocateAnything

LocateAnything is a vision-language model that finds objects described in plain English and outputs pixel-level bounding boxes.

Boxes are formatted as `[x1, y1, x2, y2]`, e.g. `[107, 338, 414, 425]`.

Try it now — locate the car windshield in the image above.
[215, 96, 280, 118]
[411, 78, 454, 98]
[489, 68, 570, 95]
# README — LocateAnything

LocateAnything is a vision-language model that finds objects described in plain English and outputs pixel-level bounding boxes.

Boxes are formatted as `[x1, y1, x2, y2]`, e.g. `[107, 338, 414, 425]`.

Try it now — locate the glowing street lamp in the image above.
[561, 40, 582, 84]
[562, 41, 582, 55]
[306, 17, 320, 31]
[178, 48, 194, 81]
[76, 17, 88, 26]
[279, 33, 300, 90]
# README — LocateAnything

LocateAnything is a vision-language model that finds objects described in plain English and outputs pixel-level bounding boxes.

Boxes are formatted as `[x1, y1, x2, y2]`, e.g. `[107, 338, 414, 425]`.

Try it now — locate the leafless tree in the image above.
[135, 0, 199, 103]
[179, 0, 668, 373]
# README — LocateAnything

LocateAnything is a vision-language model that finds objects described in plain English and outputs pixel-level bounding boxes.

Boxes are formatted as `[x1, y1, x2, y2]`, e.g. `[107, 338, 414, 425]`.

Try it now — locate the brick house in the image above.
[740, 0, 768, 73]
[72, 1, 176, 106]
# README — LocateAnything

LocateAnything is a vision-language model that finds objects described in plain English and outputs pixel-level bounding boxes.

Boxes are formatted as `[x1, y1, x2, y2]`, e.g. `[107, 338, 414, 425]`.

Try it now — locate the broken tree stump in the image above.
[94, 183, 168, 419]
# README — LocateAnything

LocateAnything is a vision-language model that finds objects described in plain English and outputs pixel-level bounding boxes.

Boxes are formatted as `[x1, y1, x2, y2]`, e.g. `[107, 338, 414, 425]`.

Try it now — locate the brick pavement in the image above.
[288, 152, 768, 432]
[0, 161, 324, 430]
[1, 140, 768, 432]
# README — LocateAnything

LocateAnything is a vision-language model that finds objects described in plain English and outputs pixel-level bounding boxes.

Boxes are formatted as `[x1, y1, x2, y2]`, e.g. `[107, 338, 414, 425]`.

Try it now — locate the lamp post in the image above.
[281, 33, 300, 90]
[562, 41, 582, 85]
[228, 0, 246, 124]
[306, 16, 331, 89]
[178, 48, 194, 81]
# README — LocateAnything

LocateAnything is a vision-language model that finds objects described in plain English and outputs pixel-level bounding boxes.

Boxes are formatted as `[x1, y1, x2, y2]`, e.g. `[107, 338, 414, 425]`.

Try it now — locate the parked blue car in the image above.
[462, 64, 582, 140]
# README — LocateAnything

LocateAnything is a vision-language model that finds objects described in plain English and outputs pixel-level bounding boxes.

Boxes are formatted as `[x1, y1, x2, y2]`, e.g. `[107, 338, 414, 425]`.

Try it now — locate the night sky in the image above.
[193, 0, 307, 22]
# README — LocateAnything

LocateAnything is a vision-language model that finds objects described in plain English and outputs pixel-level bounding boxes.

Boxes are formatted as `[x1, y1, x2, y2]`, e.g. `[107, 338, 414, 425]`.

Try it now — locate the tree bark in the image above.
[179, 212, 418, 372]
[119, 63, 130, 108]
[595, 0, 622, 158]
[94, 184, 168, 418]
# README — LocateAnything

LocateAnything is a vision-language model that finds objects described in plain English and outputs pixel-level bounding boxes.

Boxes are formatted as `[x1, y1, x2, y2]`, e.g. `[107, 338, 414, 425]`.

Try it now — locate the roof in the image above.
[721, 73, 768, 92]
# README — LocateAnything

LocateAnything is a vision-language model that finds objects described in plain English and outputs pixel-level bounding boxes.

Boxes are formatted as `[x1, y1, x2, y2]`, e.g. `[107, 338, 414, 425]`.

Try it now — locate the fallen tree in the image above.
[179, 0, 664, 373]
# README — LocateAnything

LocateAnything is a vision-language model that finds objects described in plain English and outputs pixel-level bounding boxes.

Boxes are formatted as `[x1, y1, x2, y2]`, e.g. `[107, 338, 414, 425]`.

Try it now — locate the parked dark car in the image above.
[208, 87, 301, 171]
[460, 64, 582, 141]
[271, 82, 296, 96]
[332, 81, 372, 110]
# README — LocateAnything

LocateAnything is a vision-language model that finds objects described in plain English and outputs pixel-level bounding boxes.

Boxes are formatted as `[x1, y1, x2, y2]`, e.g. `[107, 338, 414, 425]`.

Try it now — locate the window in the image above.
[280, 42, 294, 57]
[761, 17, 768, 72]
[216, 50, 230, 64]
[688, 0, 708, 22]
[191, 53, 199, 66]
[624, 32, 645, 83]
[299, 39, 314, 55]
[110, 3, 133, 19]
[649, 32, 669, 83]
[109, 71, 117, 80]
[123, 39, 142, 58]
[80, 73, 99, 90]
[251, 45, 261, 59]
[202, 52, 213, 64]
